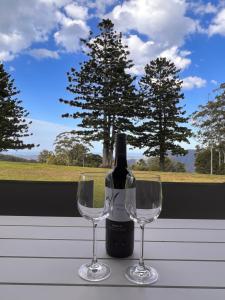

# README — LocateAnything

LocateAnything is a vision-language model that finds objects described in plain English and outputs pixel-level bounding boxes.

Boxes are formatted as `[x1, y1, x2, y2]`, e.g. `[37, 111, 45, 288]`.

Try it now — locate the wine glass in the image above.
[125, 174, 162, 285]
[77, 172, 112, 281]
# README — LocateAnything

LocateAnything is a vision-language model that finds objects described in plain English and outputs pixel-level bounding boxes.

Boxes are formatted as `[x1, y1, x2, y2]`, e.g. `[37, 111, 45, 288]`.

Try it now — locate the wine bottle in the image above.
[105, 133, 135, 258]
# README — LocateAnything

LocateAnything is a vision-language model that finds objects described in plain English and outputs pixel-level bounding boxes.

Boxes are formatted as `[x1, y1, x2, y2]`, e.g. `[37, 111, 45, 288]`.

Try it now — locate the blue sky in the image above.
[1, 0, 225, 157]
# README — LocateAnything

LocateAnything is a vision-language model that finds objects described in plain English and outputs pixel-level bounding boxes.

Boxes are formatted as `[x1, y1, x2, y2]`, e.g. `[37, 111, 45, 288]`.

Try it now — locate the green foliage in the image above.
[175, 161, 187, 173]
[132, 156, 186, 172]
[195, 148, 211, 174]
[54, 132, 90, 166]
[192, 85, 225, 154]
[132, 57, 192, 171]
[59, 19, 137, 167]
[38, 133, 102, 167]
[192, 92, 225, 147]
[46, 152, 56, 165]
[195, 147, 225, 174]
[149, 157, 186, 172]
[0, 63, 35, 151]
[192, 84, 225, 175]
[85, 153, 102, 167]
[132, 159, 149, 171]
[38, 150, 53, 163]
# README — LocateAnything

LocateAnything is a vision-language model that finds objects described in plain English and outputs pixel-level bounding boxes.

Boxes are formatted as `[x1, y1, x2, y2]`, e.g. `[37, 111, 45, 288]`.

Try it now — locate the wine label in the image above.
[106, 187, 136, 222]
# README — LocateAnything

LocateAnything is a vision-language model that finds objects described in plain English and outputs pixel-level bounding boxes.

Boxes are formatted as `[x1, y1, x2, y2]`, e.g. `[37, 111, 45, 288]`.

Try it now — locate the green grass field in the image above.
[0, 161, 225, 182]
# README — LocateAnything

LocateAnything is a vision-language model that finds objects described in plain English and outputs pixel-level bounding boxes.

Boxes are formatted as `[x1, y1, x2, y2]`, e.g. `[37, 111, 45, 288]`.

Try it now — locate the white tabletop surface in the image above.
[0, 216, 225, 300]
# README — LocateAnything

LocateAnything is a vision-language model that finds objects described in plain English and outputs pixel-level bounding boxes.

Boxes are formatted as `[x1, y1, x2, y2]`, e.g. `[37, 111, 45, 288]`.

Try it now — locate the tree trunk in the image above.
[218, 150, 221, 168]
[109, 148, 113, 167]
[159, 153, 165, 171]
[210, 146, 213, 175]
[102, 113, 112, 168]
[102, 142, 111, 168]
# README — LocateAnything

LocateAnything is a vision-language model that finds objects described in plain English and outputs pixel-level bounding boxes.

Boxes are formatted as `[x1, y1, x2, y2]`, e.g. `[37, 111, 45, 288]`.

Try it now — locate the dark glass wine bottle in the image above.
[105, 133, 135, 258]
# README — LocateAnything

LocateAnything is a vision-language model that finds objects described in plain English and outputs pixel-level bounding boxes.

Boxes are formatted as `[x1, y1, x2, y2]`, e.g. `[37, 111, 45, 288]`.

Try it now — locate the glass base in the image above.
[125, 264, 158, 285]
[78, 261, 111, 282]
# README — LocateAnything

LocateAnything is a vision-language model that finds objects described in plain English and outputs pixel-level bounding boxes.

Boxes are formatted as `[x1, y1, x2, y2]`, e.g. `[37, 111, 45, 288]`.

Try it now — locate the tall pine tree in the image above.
[135, 57, 192, 171]
[0, 63, 34, 151]
[59, 19, 137, 167]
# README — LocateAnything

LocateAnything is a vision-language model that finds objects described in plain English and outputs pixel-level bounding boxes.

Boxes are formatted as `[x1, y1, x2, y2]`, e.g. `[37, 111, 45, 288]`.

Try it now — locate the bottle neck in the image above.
[114, 154, 127, 168]
[114, 136, 127, 168]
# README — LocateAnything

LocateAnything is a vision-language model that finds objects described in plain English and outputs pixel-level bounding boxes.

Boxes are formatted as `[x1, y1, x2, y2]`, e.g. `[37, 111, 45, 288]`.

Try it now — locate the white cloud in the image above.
[107, 0, 197, 46]
[86, 0, 118, 16]
[28, 48, 59, 59]
[208, 8, 225, 36]
[39, 0, 71, 7]
[124, 35, 161, 75]
[54, 19, 89, 52]
[190, 2, 218, 15]
[64, 3, 88, 20]
[106, 0, 197, 75]
[211, 79, 218, 85]
[199, 2, 218, 14]
[182, 76, 207, 90]
[0, 0, 59, 60]
[0, 51, 15, 62]
[123, 35, 191, 75]
[0, 0, 90, 61]
[160, 47, 191, 70]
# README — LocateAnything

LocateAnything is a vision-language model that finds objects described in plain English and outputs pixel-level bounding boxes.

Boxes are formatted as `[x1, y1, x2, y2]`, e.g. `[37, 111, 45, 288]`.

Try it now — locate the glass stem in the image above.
[139, 224, 145, 268]
[92, 221, 97, 264]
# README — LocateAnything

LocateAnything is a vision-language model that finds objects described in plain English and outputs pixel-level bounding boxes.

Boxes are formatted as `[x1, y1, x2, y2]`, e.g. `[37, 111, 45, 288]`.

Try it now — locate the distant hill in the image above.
[0, 154, 37, 163]
[127, 158, 138, 166]
[169, 149, 195, 172]
[127, 150, 196, 172]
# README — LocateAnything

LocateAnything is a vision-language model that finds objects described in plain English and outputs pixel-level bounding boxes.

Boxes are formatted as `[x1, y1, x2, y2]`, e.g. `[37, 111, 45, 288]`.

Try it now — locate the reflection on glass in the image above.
[77, 172, 112, 282]
[125, 175, 162, 285]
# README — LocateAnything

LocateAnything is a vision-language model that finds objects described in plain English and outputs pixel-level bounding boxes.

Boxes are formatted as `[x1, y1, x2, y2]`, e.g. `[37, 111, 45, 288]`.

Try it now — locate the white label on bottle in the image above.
[106, 187, 136, 222]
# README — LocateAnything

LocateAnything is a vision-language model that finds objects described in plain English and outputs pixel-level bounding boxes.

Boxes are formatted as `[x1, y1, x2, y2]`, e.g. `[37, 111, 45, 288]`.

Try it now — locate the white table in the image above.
[0, 216, 225, 300]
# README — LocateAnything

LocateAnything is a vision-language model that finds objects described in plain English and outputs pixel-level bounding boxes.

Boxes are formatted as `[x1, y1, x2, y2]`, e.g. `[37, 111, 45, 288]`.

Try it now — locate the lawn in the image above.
[0, 161, 225, 182]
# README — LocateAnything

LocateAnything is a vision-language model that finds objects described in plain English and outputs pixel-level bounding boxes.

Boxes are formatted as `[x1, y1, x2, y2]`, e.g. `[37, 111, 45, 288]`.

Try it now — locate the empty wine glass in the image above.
[125, 175, 162, 285]
[77, 172, 112, 281]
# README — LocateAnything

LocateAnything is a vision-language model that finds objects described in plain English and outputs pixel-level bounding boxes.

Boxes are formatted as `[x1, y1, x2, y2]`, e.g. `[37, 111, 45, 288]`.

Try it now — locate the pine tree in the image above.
[59, 19, 137, 167]
[0, 63, 35, 151]
[135, 57, 192, 171]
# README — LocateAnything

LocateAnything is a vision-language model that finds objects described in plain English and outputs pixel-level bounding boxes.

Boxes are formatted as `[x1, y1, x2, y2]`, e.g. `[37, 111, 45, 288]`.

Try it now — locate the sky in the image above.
[1, 0, 225, 157]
